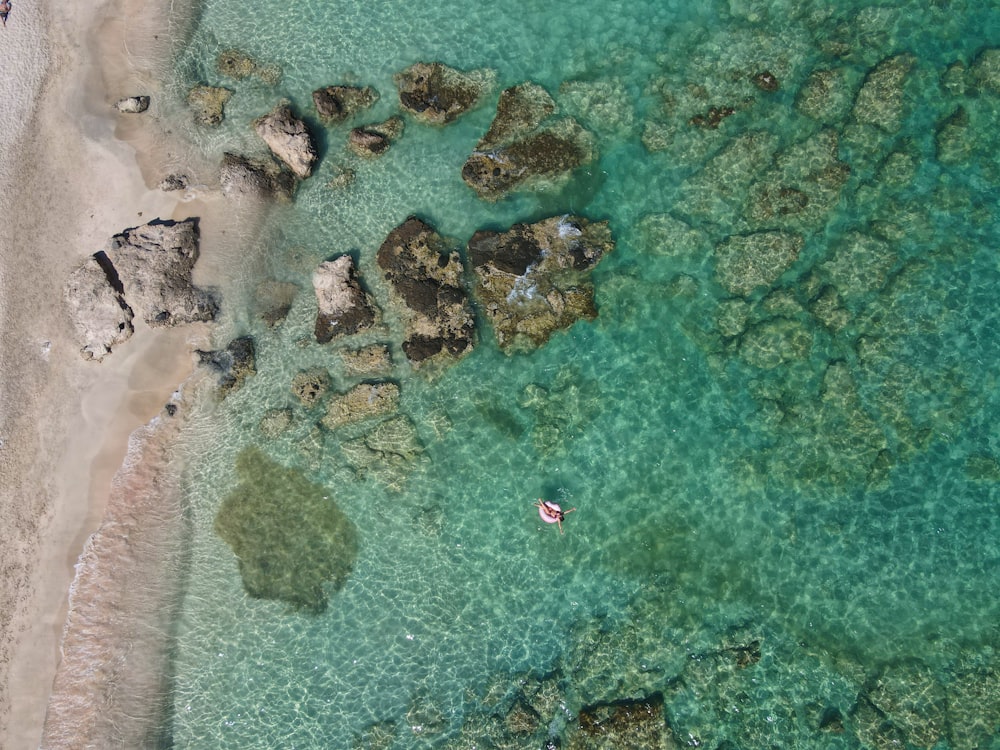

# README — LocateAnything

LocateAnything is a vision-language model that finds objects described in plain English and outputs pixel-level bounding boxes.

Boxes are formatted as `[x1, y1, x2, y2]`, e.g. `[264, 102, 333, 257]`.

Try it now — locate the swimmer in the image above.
[534, 498, 576, 534]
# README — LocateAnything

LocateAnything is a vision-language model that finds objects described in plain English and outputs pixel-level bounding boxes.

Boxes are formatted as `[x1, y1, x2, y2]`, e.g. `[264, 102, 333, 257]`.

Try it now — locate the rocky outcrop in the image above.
[469, 215, 613, 352]
[395, 62, 495, 124]
[312, 255, 379, 344]
[252, 103, 318, 179]
[312, 84, 379, 124]
[187, 85, 233, 127]
[219, 153, 296, 201]
[375, 217, 475, 367]
[347, 116, 404, 158]
[573, 694, 670, 749]
[196, 336, 256, 396]
[341, 344, 393, 377]
[462, 114, 595, 202]
[714, 231, 803, 297]
[321, 382, 400, 430]
[65, 218, 217, 360]
[64, 254, 135, 361]
[105, 218, 219, 327]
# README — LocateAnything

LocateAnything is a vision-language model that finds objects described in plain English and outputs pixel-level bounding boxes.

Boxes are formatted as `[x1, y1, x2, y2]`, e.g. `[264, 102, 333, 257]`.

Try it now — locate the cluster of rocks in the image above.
[64, 218, 218, 361]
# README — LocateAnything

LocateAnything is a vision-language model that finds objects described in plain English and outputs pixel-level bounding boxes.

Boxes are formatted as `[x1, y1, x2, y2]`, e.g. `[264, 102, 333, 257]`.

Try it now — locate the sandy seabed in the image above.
[0, 0, 236, 747]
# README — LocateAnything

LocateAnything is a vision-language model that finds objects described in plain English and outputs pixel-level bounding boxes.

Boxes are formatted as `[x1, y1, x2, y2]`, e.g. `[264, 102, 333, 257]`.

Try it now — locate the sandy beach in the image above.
[0, 0, 213, 747]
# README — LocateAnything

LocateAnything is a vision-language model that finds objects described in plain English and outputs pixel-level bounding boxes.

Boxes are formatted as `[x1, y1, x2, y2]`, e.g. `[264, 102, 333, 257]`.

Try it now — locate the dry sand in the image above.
[0, 0, 227, 747]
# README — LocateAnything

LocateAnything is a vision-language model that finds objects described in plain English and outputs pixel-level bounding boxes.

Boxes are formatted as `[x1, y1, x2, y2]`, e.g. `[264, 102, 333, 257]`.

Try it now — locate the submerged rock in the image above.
[106, 218, 219, 327]
[340, 415, 424, 482]
[795, 68, 854, 123]
[469, 215, 614, 352]
[312, 84, 379, 124]
[462, 117, 595, 202]
[187, 85, 232, 127]
[394, 61, 495, 124]
[571, 693, 670, 749]
[64, 253, 135, 361]
[196, 335, 256, 396]
[340, 344, 393, 377]
[219, 153, 296, 202]
[253, 280, 298, 327]
[312, 255, 380, 344]
[375, 217, 475, 367]
[478, 82, 556, 150]
[347, 116, 404, 158]
[217, 48, 281, 85]
[321, 381, 400, 430]
[214, 448, 357, 613]
[291, 367, 331, 408]
[714, 231, 803, 297]
[852, 54, 916, 132]
[252, 103, 318, 179]
[969, 47, 1000, 95]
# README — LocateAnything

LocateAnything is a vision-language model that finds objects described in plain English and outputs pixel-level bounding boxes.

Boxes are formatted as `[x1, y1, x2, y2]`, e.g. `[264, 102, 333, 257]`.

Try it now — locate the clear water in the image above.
[164, 0, 1000, 747]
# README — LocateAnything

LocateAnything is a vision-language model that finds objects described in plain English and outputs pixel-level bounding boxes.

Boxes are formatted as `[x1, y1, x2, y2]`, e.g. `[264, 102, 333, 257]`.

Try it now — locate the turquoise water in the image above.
[163, 0, 1000, 747]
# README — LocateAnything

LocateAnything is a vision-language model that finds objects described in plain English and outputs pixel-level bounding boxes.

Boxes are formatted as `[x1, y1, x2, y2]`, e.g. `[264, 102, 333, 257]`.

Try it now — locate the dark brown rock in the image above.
[395, 62, 495, 124]
[376, 217, 475, 367]
[312, 84, 379, 124]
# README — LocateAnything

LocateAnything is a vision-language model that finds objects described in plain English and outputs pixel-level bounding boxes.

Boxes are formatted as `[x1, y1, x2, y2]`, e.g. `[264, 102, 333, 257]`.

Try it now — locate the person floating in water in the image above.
[0, 1, 11, 28]
[534, 498, 576, 534]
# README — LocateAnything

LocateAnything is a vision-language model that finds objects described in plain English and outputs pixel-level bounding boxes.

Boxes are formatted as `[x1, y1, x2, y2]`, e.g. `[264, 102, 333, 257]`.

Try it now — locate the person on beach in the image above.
[0, 0, 11, 27]
[534, 498, 576, 534]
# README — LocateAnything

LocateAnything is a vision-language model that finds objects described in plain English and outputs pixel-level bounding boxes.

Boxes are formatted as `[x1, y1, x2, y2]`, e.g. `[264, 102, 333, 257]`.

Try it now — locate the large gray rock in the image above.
[312, 255, 379, 344]
[219, 153, 296, 202]
[252, 103, 318, 179]
[469, 215, 614, 352]
[64, 253, 135, 361]
[106, 218, 218, 327]
[375, 217, 475, 367]
[395, 62, 495, 124]
[114, 96, 150, 114]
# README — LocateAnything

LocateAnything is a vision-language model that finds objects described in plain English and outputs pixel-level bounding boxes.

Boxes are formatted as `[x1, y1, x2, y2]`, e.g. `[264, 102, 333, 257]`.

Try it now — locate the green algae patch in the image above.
[215, 448, 358, 613]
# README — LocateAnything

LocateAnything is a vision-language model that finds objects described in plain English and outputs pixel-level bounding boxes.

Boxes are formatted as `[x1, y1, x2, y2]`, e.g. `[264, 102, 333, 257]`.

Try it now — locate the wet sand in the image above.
[0, 0, 208, 747]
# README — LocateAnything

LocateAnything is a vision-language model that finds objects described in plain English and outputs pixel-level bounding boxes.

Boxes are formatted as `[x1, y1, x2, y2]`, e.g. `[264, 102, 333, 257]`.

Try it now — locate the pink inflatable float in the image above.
[534, 498, 576, 534]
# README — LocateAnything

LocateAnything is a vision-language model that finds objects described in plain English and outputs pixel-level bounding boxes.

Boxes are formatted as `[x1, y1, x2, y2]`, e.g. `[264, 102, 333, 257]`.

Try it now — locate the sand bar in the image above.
[0, 0, 212, 747]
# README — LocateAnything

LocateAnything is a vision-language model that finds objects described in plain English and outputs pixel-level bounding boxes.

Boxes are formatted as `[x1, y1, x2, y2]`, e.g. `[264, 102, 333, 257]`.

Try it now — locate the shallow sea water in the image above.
[163, 0, 1000, 747]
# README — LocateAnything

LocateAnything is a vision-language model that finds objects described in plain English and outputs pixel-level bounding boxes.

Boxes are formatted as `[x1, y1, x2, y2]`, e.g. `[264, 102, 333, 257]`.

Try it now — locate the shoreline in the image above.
[0, 0, 213, 747]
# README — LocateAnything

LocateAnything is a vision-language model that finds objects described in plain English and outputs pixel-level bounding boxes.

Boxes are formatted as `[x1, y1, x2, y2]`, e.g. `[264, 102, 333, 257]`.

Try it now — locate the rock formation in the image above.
[105, 218, 219, 327]
[65, 218, 217, 360]
[312, 84, 379, 124]
[469, 215, 614, 352]
[252, 103, 318, 179]
[217, 48, 280, 85]
[375, 217, 476, 367]
[291, 367, 331, 408]
[312, 255, 379, 344]
[395, 62, 495, 124]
